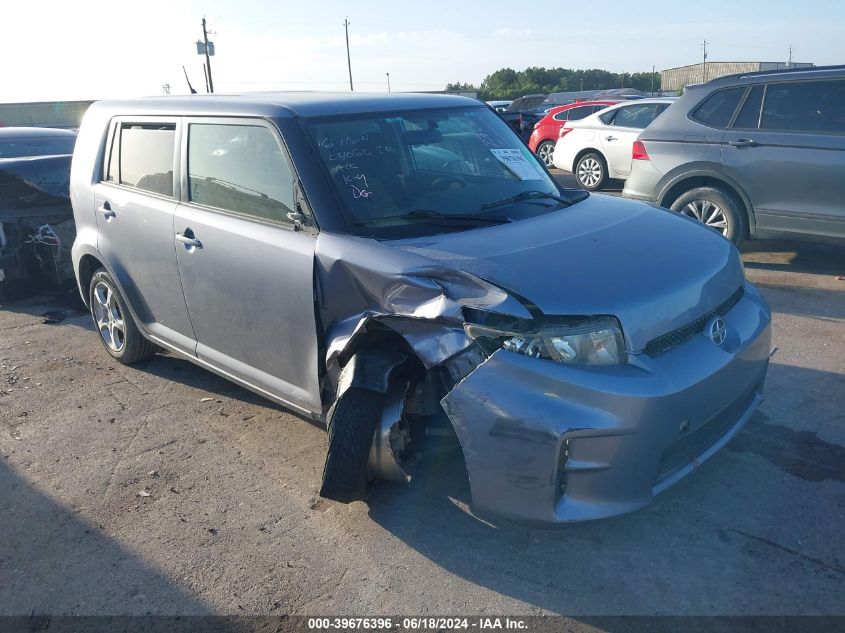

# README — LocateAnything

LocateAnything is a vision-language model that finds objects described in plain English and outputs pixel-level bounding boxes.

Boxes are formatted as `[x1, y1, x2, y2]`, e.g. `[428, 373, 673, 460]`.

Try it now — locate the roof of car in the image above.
[600, 97, 677, 109]
[87, 92, 483, 119]
[0, 126, 77, 138]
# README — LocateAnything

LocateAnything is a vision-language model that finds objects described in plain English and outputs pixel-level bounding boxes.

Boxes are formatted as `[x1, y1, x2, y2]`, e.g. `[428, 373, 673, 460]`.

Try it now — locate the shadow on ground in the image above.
[741, 239, 845, 277]
[0, 459, 214, 616]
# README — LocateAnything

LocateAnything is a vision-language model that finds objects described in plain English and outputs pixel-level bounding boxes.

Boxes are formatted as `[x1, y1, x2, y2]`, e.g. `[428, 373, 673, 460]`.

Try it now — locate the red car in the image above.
[528, 101, 620, 167]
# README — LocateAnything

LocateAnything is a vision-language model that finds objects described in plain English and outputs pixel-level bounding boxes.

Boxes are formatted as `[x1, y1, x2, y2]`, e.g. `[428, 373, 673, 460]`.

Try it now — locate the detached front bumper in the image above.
[441, 283, 772, 525]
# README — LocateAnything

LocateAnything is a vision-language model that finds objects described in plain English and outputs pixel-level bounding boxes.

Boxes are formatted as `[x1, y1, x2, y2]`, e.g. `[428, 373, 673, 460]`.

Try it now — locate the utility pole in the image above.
[787, 44, 793, 68]
[651, 64, 655, 96]
[344, 18, 354, 91]
[386, 72, 391, 92]
[701, 39, 708, 83]
[201, 17, 214, 93]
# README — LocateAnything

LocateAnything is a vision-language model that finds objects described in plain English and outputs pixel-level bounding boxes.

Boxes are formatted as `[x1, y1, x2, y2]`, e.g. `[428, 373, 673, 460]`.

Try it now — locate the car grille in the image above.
[656, 379, 759, 482]
[644, 287, 744, 357]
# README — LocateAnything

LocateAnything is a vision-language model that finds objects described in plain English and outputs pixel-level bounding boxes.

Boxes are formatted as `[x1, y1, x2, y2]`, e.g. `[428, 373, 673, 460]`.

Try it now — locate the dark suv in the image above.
[623, 66, 845, 243]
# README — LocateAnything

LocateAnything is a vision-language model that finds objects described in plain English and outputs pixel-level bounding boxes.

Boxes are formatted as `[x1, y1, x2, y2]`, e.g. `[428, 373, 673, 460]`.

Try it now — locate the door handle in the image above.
[728, 138, 758, 148]
[175, 231, 203, 249]
[604, 136, 617, 141]
[97, 202, 116, 219]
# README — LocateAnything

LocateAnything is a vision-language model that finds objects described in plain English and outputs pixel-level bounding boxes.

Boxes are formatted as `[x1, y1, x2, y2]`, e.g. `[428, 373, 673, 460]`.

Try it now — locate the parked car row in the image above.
[528, 100, 621, 167]
[546, 65, 845, 244]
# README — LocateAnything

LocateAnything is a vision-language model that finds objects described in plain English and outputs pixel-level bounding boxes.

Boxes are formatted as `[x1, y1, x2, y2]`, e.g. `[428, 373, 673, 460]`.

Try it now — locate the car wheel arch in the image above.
[572, 147, 605, 173]
[77, 253, 106, 308]
[658, 171, 756, 238]
[77, 254, 149, 335]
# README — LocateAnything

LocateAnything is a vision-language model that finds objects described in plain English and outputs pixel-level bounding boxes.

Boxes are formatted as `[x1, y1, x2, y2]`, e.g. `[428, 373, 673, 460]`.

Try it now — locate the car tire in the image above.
[536, 140, 556, 168]
[669, 186, 747, 245]
[575, 152, 608, 191]
[320, 387, 386, 503]
[88, 268, 157, 364]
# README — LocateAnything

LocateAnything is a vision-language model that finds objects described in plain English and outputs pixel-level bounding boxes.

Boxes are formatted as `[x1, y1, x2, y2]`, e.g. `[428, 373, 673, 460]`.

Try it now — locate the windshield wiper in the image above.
[479, 190, 576, 211]
[353, 209, 510, 227]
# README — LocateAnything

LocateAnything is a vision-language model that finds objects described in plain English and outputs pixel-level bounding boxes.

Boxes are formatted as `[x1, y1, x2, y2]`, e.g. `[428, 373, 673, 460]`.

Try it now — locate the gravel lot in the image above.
[1, 223, 843, 618]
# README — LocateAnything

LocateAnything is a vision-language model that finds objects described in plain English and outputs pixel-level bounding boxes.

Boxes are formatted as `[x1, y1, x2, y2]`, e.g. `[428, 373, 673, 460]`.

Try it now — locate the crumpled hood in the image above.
[389, 194, 745, 352]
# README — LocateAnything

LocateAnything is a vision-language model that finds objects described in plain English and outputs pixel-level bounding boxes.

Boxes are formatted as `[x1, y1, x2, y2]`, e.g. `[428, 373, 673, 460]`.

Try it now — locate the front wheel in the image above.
[669, 186, 746, 245]
[575, 152, 608, 191]
[320, 388, 386, 503]
[536, 140, 556, 168]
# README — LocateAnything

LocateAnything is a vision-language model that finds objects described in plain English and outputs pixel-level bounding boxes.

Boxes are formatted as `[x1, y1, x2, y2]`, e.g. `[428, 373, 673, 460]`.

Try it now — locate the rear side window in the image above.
[552, 110, 569, 122]
[610, 104, 661, 128]
[187, 123, 295, 224]
[732, 85, 764, 129]
[761, 80, 845, 133]
[566, 106, 594, 121]
[119, 124, 176, 196]
[691, 87, 745, 128]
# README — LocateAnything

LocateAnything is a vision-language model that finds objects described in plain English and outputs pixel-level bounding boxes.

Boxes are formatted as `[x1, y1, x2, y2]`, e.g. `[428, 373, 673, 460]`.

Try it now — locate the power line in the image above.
[344, 18, 353, 91]
[202, 17, 215, 93]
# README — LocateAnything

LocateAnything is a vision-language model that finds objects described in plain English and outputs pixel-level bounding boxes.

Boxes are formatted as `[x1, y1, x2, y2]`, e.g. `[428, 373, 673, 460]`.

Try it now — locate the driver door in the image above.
[173, 117, 322, 415]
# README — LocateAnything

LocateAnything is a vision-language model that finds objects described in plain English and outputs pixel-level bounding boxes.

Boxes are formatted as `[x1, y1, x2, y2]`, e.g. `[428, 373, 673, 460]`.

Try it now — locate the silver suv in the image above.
[70, 94, 771, 524]
[623, 66, 845, 244]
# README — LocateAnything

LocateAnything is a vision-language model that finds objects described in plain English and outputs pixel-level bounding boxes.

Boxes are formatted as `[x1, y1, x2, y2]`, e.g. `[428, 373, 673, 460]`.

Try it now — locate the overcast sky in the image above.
[2, 0, 844, 102]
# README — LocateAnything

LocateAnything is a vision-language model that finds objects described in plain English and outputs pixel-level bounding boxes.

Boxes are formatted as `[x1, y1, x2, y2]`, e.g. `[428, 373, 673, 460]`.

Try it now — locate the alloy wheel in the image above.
[577, 157, 602, 188]
[92, 281, 126, 352]
[537, 143, 555, 167]
[680, 199, 729, 235]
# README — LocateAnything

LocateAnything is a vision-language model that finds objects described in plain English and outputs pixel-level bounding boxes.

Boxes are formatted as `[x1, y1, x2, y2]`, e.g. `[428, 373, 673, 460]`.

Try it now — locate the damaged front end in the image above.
[314, 229, 771, 525]
[0, 155, 76, 296]
[315, 232, 534, 486]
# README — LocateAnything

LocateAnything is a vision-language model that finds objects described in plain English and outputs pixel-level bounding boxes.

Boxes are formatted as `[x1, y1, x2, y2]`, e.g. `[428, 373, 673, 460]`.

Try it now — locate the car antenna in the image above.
[182, 65, 198, 95]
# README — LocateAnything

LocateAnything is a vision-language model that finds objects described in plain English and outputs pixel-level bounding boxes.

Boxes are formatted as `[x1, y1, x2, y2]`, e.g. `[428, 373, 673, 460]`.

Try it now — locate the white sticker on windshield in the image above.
[490, 148, 544, 180]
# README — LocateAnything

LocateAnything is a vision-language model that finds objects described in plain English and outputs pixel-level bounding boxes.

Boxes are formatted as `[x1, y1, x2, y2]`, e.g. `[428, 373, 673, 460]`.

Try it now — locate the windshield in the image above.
[304, 106, 579, 238]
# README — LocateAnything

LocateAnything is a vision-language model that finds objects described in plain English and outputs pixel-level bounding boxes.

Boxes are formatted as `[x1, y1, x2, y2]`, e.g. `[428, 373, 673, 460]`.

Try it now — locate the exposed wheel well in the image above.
[660, 176, 751, 238]
[572, 147, 605, 172]
[77, 254, 105, 307]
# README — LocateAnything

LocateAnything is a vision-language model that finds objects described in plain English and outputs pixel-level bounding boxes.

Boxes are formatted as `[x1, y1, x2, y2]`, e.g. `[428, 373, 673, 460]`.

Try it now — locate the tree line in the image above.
[447, 67, 662, 100]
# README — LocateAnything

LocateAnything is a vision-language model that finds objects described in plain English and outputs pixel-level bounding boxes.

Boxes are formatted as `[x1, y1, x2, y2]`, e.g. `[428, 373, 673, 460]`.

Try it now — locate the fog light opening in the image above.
[557, 438, 571, 498]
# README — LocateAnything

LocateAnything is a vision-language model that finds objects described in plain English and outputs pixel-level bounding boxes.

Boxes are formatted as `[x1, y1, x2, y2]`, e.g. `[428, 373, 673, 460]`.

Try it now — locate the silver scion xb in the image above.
[70, 93, 772, 525]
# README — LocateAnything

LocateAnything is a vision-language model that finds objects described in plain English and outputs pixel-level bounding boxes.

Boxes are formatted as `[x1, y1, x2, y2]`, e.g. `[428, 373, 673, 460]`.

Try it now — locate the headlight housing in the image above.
[464, 314, 626, 366]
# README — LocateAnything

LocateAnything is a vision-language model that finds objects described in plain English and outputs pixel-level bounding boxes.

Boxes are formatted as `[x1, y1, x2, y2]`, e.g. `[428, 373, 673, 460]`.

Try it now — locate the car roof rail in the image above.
[710, 64, 845, 85]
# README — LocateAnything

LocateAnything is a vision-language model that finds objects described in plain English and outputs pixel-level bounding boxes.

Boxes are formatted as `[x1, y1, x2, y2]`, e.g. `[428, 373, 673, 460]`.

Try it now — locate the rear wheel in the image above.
[669, 186, 746, 245]
[88, 269, 157, 364]
[575, 152, 608, 191]
[536, 140, 556, 168]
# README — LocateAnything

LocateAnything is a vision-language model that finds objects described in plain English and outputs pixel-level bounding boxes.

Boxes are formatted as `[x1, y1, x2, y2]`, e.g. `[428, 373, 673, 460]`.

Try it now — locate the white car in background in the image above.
[552, 98, 676, 190]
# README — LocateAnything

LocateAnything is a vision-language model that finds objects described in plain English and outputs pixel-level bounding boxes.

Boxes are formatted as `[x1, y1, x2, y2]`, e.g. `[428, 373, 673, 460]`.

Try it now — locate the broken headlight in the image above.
[464, 316, 626, 366]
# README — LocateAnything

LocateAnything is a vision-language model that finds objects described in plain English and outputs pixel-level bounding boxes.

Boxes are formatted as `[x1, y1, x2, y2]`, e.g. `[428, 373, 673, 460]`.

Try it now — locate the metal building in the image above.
[0, 101, 93, 130]
[661, 61, 814, 92]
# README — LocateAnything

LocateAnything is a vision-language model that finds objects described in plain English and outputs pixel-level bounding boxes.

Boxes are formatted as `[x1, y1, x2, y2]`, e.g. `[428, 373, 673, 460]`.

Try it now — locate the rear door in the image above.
[94, 118, 196, 354]
[721, 79, 845, 237]
[173, 117, 322, 414]
[600, 103, 663, 178]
